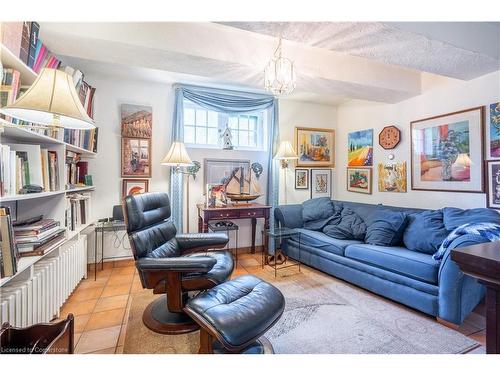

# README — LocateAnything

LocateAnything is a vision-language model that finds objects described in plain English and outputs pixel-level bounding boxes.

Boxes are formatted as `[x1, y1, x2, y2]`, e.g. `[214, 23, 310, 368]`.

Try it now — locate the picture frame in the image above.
[310, 169, 332, 199]
[486, 160, 500, 209]
[410, 107, 484, 193]
[377, 162, 407, 193]
[295, 127, 335, 167]
[485, 102, 500, 160]
[347, 167, 372, 194]
[348, 129, 373, 167]
[121, 104, 153, 138]
[121, 137, 152, 177]
[203, 158, 251, 194]
[295, 169, 309, 190]
[122, 179, 149, 198]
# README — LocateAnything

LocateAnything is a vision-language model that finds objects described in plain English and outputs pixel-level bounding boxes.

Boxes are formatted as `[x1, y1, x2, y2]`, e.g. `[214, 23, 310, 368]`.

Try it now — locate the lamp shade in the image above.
[274, 141, 298, 160]
[0, 68, 95, 129]
[161, 141, 193, 167]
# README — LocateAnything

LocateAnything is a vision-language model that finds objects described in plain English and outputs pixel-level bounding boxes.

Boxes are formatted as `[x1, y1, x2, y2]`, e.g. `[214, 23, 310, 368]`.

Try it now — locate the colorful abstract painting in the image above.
[295, 127, 335, 167]
[122, 179, 149, 198]
[378, 162, 407, 193]
[348, 129, 373, 166]
[487, 102, 500, 159]
[347, 167, 372, 194]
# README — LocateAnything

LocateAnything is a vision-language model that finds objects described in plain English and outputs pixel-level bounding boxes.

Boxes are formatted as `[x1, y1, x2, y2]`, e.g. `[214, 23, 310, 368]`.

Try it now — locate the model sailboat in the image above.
[225, 167, 261, 204]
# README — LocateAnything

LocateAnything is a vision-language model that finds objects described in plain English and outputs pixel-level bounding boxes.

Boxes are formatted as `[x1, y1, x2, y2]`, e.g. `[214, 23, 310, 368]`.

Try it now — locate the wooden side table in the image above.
[451, 241, 500, 354]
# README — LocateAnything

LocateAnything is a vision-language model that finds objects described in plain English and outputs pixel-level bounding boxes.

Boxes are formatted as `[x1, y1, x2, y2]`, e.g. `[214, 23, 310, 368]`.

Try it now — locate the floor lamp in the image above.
[274, 140, 298, 205]
[161, 141, 197, 232]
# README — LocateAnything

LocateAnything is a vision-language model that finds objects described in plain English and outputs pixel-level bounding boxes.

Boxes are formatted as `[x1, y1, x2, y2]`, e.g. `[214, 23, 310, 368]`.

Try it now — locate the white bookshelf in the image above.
[0, 43, 98, 323]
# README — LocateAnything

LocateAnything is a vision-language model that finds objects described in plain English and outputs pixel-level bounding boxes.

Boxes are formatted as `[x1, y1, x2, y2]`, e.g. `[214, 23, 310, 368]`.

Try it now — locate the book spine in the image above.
[27, 22, 40, 69]
[19, 22, 31, 65]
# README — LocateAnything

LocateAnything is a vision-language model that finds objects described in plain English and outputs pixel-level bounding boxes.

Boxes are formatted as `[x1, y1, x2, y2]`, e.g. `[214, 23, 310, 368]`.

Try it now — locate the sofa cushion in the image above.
[364, 209, 408, 246]
[403, 209, 450, 254]
[302, 198, 341, 231]
[443, 207, 500, 231]
[344, 244, 440, 284]
[295, 228, 362, 256]
[323, 207, 367, 241]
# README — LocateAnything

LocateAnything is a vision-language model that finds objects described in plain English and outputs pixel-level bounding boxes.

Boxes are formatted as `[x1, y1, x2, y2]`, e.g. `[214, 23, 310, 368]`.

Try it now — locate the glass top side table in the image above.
[262, 227, 301, 277]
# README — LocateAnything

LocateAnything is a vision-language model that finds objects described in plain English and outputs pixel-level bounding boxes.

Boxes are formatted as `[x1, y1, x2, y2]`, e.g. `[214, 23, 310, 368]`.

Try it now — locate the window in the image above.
[182, 99, 266, 150]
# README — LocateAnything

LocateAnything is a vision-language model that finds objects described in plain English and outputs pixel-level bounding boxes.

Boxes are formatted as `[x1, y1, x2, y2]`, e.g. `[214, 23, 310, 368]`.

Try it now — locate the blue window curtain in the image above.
[169, 84, 279, 245]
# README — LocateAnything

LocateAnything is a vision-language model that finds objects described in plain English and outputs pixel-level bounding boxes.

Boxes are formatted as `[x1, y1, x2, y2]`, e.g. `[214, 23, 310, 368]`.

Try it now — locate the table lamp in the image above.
[0, 68, 95, 129]
[162, 141, 197, 231]
[274, 140, 298, 204]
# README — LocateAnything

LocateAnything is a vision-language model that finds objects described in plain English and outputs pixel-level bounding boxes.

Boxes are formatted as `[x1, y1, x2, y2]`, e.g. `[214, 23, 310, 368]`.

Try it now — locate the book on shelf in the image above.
[12, 217, 65, 257]
[65, 193, 90, 231]
[65, 151, 88, 188]
[1, 69, 21, 122]
[1, 23, 23, 60]
[19, 22, 31, 65]
[63, 128, 99, 153]
[0, 206, 19, 278]
[27, 22, 40, 68]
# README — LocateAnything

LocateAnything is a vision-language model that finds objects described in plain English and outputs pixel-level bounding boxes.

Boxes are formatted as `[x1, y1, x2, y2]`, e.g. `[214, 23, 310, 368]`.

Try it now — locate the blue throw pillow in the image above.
[323, 207, 366, 240]
[365, 209, 408, 246]
[403, 209, 450, 254]
[443, 207, 500, 231]
[302, 198, 340, 231]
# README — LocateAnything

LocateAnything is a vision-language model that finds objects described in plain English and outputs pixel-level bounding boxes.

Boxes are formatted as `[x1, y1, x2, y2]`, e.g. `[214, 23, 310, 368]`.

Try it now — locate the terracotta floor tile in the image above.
[111, 266, 136, 276]
[101, 283, 132, 298]
[74, 333, 82, 347]
[469, 330, 486, 346]
[76, 278, 107, 291]
[89, 347, 117, 354]
[94, 295, 129, 313]
[74, 314, 91, 333]
[75, 325, 121, 354]
[60, 299, 98, 317]
[107, 273, 134, 286]
[85, 308, 126, 331]
[130, 280, 144, 294]
[70, 287, 104, 302]
[114, 259, 135, 268]
[238, 257, 261, 267]
[117, 324, 127, 347]
[115, 346, 124, 354]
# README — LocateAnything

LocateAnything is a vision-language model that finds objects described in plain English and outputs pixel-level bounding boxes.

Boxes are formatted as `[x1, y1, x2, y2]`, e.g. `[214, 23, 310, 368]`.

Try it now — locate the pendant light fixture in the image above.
[264, 36, 296, 96]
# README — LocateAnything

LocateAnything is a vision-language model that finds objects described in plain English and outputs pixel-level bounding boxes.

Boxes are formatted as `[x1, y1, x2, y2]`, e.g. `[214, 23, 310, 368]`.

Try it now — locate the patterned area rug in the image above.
[123, 268, 481, 354]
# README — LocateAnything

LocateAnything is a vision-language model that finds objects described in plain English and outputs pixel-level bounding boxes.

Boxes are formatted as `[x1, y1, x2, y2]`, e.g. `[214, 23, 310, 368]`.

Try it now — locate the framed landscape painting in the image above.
[121, 104, 153, 138]
[486, 102, 500, 159]
[121, 137, 152, 177]
[295, 127, 335, 167]
[310, 169, 332, 199]
[295, 169, 309, 189]
[410, 107, 484, 193]
[378, 162, 407, 193]
[122, 179, 149, 198]
[347, 167, 372, 194]
[348, 129, 373, 167]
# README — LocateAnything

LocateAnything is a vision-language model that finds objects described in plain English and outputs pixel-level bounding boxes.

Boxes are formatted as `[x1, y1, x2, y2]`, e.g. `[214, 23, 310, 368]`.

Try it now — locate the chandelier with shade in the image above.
[264, 37, 296, 96]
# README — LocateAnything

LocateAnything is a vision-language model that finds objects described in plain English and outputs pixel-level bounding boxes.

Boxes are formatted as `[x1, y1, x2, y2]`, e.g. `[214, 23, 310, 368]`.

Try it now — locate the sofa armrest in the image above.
[438, 234, 487, 324]
[274, 204, 304, 229]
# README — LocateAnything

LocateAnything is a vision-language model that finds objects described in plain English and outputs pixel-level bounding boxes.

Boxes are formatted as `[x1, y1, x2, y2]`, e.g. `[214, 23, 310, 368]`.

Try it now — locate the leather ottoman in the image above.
[184, 275, 285, 354]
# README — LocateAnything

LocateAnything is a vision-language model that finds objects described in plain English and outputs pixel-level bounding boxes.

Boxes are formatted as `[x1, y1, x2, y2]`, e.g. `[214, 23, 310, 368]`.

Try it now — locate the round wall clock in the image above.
[379, 125, 401, 150]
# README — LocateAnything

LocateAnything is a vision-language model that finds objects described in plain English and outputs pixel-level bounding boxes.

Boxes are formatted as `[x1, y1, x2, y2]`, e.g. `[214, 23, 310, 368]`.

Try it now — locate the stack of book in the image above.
[66, 193, 90, 231]
[63, 128, 99, 153]
[13, 217, 65, 257]
[65, 151, 89, 188]
[0, 144, 60, 197]
[0, 207, 19, 278]
[0, 69, 21, 122]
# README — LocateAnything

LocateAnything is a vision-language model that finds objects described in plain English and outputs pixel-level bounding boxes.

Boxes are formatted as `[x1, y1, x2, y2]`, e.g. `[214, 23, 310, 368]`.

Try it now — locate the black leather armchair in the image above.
[123, 192, 233, 334]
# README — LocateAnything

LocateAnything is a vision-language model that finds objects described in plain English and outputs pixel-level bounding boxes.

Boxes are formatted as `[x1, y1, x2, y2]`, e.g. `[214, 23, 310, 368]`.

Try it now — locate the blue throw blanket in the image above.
[433, 222, 500, 260]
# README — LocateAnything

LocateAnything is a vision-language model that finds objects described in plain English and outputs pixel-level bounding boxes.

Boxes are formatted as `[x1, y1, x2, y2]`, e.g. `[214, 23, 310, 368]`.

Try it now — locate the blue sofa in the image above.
[274, 200, 491, 325]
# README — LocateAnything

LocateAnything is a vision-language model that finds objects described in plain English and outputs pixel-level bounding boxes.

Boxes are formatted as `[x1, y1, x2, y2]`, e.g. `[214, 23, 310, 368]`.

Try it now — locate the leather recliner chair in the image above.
[122, 192, 233, 334]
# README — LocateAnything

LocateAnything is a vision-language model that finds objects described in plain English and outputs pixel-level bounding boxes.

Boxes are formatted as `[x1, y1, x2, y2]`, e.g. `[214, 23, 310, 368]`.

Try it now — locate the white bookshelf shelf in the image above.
[0, 43, 38, 86]
[66, 186, 96, 193]
[0, 187, 95, 203]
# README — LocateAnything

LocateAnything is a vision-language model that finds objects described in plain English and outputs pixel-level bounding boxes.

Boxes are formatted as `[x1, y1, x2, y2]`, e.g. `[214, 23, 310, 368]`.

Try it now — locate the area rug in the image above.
[123, 268, 481, 354]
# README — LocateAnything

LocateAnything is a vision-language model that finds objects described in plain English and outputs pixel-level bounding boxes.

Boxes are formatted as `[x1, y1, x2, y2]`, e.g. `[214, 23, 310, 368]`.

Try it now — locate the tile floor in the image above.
[57, 252, 486, 354]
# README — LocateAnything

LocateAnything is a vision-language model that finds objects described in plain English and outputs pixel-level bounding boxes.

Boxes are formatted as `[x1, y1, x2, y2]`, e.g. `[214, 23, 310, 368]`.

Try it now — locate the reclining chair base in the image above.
[143, 295, 199, 335]
[199, 330, 274, 354]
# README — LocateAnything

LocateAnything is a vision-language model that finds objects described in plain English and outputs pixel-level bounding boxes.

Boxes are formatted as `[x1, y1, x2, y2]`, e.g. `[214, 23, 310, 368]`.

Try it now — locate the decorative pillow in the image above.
[365, 209, 408, 246]
[302, 197, 341, 231]
[403, 209, 450, 254]
[443, 207, 500, 231]
[323, 207, 366, 240]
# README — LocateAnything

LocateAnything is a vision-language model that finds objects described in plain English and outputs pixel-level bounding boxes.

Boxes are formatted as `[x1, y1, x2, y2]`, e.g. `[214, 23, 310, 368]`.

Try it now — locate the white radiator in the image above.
[0, 234, 88, 327]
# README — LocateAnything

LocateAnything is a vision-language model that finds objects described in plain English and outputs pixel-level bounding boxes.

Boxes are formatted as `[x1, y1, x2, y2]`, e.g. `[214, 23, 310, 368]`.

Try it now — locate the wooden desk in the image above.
[197, 203, 271, 253]
[451, 242, 500, 354]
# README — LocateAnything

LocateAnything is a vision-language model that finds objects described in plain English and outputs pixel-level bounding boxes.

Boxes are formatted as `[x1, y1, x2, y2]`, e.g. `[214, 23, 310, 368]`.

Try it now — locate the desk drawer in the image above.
[208, 210, 239, 220]
[239, 209, 264, 218]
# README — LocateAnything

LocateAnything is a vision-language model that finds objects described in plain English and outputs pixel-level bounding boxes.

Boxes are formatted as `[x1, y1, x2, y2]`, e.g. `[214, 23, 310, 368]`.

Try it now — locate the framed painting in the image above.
[377, 162, 407, 193]
[486, 102, 500, 159]
[347, 167, 372, 194]
[486, 161, 500, 209]
[121, 104, 153, 138]
[295, 169, 309, 190]
[410, 107, 484, 193]
[310, 169, 332, 199]
[122, 179, 149, 198]
[203, 159, 250, 194]
[295, 127, 335, 167]
[121, 137, 152, 177]
[348, 129, 373, 167]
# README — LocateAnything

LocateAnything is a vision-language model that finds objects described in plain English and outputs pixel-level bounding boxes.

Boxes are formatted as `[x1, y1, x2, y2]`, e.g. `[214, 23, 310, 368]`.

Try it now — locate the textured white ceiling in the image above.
[220, 22, 500, 80]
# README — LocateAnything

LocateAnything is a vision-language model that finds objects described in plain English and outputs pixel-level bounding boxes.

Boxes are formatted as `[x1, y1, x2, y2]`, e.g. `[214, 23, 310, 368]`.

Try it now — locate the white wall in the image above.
[335, 70, 500, 209]
[278, 100, 337, 205]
